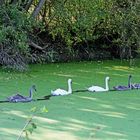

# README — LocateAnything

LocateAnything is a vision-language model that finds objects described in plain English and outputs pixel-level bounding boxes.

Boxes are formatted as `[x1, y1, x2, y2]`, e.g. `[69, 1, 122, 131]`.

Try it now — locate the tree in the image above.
[31, 0, 46, 18]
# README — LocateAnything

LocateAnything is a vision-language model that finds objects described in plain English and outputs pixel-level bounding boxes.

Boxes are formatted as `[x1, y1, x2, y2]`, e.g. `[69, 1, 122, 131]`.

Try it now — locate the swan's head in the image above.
[106, 77, 110, 81]
[31, 85, 37, 92]
[68, 79, 72, 83]
[129, 75, 132, 78]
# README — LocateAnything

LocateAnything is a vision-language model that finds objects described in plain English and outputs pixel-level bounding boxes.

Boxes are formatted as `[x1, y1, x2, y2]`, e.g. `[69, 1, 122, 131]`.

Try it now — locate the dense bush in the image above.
[0, 0, 140, 70]
[0, 5, 37, 70]
[45, 0, 140, 58]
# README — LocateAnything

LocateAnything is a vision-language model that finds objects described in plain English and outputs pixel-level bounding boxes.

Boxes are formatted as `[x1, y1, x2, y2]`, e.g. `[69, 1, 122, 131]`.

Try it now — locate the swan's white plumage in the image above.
[88, 86, 107, 92]
[87, 77, 110, 92]
[51, 89, 69, 95]
[51, 79, 72, 96]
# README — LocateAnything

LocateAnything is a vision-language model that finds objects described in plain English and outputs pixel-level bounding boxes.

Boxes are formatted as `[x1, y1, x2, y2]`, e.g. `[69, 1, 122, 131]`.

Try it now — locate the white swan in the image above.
[88, 77, 110, 92]
[51, 79, 72, 96]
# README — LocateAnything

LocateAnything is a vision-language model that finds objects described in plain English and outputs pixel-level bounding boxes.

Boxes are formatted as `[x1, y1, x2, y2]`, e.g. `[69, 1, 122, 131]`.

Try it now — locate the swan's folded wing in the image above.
[88, 86, 105, 92]
[51, 89, 68, 96]
[132, 83, 140, 89]
[7, 93, 26, 101]
[113, 85, 129, 91]
[15, 94, 26, 99]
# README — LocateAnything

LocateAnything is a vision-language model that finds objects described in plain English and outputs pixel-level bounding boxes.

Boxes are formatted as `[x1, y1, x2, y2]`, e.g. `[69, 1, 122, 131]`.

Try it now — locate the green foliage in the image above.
[48, 0, 108, 46]
[0, 0, 139, 69]
[30, 106, 48, 113]
[24, 122, 37, 140]
[46, 50, 60, 62]
[0, 5, 32, 49]
[18, 106, 48, 140]
[107, 0, 140, 53]
[0, 4, 37, 70]
[42, 0, 139, 58]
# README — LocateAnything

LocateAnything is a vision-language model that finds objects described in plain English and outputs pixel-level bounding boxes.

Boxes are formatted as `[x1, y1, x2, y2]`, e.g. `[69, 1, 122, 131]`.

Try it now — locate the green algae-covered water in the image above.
[0, 60, 140, 140]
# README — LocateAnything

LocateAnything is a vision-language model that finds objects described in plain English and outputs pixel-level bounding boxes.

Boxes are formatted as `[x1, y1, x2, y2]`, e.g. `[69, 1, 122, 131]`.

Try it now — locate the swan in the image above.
[7, 85, 37, 103]
[113, 75, 132, 91]
[87, 77, 110, 92]
[126, 75, 140, 89]
[51, 79, 72, 96]
[131, 83, 140, 89]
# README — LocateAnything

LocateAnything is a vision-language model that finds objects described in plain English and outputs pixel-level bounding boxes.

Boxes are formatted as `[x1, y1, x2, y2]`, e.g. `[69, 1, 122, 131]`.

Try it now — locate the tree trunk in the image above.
[31, 0, 46, 18]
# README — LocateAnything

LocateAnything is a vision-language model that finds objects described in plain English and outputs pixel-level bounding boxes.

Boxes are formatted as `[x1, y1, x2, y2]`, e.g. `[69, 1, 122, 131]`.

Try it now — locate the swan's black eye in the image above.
[32, 85, 37, 91]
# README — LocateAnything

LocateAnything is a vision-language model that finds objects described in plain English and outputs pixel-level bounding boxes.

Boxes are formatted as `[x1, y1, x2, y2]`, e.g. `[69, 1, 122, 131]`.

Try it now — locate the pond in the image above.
[0, 60, 140, 140]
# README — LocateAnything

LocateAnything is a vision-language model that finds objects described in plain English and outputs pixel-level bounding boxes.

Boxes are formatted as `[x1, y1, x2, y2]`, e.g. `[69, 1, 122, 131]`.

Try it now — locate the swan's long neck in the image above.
[29, 88, 34, 99]
[128, 76, 132, 88]
[105, 78, 109, 90]
[68, 81, 72, 94]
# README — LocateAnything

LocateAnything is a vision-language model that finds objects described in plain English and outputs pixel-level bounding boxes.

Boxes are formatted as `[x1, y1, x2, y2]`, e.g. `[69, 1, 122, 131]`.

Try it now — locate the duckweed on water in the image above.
[0, 60, 140, 140]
